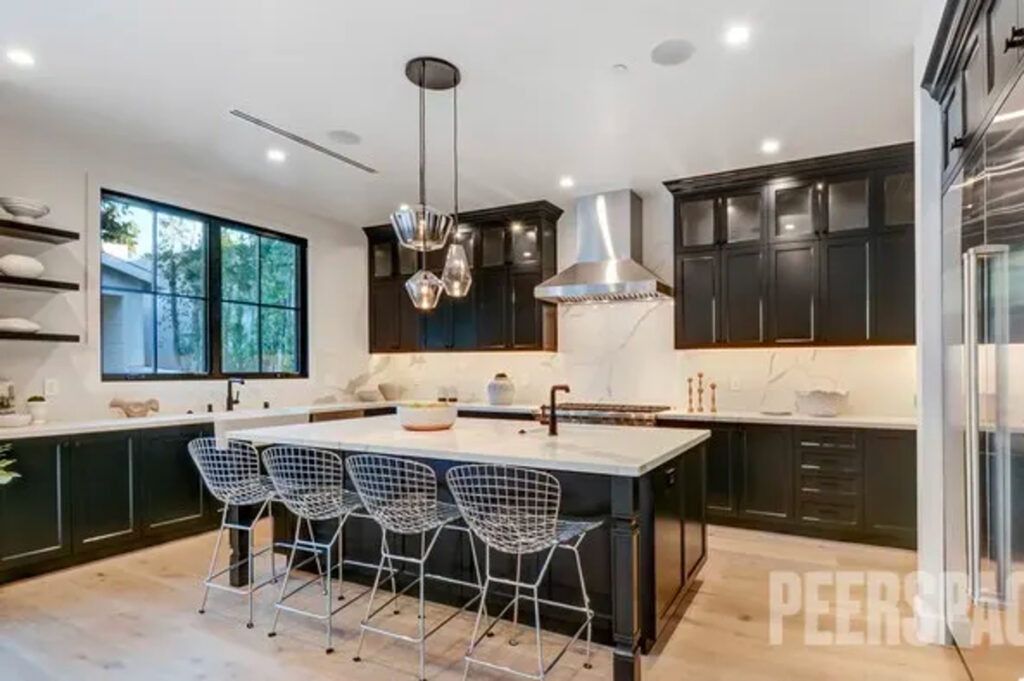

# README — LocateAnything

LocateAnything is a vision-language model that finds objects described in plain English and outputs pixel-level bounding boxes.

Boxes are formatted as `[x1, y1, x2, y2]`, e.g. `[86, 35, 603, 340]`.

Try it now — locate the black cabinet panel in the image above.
[0, 438, 68, 568]
[677, 252, 718, 347]
[476, 268, 509, 349]
[769, 241, 818, 342]
[738, 426, 794, 520]
[423, 297, 453, 351]
[652, 460, 682, 619]
[511, 272, 542, 348]
[450, 290, 477, 349]
[679, 199, 716, 248]
[137, 426, 210, 534]
[370, 281, 401, 351]
[706, 428, 736, 515]
[871, 228, 915, 343]
[681, 444, 706, 583]
[721, 246, 763, 343]
[863, 431, 916, 541]
[69, 433, 137, 551]
[821, 235, 869, 343]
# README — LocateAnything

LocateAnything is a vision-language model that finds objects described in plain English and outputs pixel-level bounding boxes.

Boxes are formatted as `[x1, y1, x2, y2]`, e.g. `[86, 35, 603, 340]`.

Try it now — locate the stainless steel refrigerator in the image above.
[942, 66, 1024, 679]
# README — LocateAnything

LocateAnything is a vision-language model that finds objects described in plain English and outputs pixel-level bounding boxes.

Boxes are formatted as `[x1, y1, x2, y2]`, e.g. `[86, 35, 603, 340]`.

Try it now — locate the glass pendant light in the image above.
[392, 57, 463, 311]
[442, 243, 472, 296]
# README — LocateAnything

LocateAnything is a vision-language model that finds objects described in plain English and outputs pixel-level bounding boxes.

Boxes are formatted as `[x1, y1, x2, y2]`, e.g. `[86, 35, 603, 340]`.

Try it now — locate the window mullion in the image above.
[210, 220, 223, 378]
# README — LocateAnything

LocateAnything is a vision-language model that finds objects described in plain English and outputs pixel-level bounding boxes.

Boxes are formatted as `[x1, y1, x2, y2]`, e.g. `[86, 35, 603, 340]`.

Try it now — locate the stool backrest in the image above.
[261, 446, 346, 521]
[188, 437, 260, 504]
[446, 464, 561, 555]
[346, 454, 438, 534]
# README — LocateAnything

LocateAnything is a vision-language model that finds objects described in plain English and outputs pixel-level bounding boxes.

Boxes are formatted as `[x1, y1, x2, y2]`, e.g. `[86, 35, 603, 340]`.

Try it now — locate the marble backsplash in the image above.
[356, 301, 918, 417]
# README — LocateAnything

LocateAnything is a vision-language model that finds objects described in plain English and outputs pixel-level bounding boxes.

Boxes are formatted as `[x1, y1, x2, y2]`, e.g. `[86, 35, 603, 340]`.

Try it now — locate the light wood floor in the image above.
[0, 525, 970, 681]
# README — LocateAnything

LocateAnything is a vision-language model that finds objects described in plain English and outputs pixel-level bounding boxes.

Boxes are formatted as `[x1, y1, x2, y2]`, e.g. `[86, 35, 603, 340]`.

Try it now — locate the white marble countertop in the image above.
[230, 415, 711, 477]
[656, 409, 917, 430]
[0, 401, 539, 441]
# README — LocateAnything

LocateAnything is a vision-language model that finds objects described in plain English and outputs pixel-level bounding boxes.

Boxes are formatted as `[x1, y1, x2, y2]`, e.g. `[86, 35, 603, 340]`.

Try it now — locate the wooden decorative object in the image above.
[109, 398, 160, 418]
[710, 382, 717, 413]
[697, 372, 705, 413]
[687, 377, 694, 413]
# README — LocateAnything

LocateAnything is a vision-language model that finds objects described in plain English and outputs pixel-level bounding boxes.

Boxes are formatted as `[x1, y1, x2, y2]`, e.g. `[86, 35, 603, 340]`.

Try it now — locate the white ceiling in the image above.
[1, 0, 925, 227]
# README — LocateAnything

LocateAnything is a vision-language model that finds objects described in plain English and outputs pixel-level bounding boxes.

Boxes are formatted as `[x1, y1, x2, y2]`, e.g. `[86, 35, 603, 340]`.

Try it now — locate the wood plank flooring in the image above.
[0, 525, 970, 681]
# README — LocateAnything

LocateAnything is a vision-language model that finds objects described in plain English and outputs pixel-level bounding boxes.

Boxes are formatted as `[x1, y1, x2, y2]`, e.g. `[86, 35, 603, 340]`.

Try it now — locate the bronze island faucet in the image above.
[548, 384, 571, 436]
[226, 377, 245, 412]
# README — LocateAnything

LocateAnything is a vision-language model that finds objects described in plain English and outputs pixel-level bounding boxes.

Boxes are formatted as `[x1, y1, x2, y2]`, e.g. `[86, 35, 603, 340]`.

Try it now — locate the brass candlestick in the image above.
[710, 382, 717, 413]
[687, 377, 694, 413]
[697, 372, 705, 413]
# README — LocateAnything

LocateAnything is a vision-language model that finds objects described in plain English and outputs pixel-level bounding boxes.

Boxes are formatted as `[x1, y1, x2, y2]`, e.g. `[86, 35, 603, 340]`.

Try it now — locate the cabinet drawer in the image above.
[799, 450, 861, 476]
[799, 500, 859, 527]
[797, 429, 859, 451]
[798, 473, 859, 498]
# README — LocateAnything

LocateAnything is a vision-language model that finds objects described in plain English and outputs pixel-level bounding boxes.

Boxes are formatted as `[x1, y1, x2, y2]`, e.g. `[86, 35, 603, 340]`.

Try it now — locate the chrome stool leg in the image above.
[199, 503, 230, 615]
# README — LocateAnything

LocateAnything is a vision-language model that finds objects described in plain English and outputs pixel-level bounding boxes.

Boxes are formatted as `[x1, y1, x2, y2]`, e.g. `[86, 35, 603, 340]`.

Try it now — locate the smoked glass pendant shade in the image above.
[441, 244, 472, 298]
[390, 203, 455, 252]
[405, 268, 445, 310]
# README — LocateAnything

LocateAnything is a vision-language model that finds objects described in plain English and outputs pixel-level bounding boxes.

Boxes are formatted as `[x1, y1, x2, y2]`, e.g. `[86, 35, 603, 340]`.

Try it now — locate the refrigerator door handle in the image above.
[963, 250, 980, 604]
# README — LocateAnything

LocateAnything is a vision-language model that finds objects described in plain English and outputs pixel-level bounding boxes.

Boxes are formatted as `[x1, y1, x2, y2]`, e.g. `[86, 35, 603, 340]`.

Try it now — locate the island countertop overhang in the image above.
[229, 415, 710, 477]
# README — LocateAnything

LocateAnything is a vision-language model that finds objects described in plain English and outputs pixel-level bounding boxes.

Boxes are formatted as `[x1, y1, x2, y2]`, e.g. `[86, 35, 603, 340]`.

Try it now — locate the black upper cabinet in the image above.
[364, 201, 561, 353]
[676, 251, 719, 347]
[821, 235, 870, 343]
[769, 240, 818, 342]
[871, 228, 916, 343]
[668, 143, 914, 348]
[721, 246, 763, 344]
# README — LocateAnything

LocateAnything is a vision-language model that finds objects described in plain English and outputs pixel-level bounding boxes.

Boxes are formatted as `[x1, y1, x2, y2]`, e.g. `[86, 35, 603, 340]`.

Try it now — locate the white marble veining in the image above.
[231, 415, 710, 477]
[656, 410, 917, 431]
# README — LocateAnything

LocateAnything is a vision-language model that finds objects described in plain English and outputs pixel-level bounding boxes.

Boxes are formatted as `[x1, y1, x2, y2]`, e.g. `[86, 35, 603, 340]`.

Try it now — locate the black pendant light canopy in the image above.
[391, 57, 470, 311]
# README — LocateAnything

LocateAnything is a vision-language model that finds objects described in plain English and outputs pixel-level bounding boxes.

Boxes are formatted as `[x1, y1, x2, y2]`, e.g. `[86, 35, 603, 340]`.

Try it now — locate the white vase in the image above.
[486, 373, 515, 406]
[27, 401, 47, 424]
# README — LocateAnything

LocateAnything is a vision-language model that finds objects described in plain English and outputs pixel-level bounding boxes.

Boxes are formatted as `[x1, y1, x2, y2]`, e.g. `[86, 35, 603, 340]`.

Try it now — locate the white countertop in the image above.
[656, 409, 917, 430]
[0, 401, 538, 441]
[230, 415, 710, 477]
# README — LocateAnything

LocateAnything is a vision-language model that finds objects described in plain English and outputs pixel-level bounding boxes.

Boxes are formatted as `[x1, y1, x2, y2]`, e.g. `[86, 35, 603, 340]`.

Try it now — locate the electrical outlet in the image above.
[44, 378, 59, 397]
[729, 377, 741, 391]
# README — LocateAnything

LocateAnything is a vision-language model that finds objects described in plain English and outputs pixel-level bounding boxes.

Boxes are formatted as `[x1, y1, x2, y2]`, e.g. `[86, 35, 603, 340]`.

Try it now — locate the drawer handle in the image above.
[950, 136, 966, 150]
[802, 516, 822, 522]
[1007, 26, 1024, 52]
[801, 487, 822, 493]
[801, 464, 821, 470]
[800, 441, 821, 448]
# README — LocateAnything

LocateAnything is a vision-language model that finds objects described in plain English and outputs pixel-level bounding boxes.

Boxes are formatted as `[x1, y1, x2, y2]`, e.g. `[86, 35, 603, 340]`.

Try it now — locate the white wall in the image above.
[0, 123, 367, 420]
[363, 192, 918, 415]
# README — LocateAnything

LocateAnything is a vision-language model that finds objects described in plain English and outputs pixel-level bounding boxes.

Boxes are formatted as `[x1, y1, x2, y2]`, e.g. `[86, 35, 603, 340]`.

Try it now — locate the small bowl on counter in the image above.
[794, 389, 849, 417]
[397, 402, 457, 432]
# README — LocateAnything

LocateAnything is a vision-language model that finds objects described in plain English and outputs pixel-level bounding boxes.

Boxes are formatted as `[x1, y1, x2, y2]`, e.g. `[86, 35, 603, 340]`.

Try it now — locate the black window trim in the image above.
[100, 189, 309, 382]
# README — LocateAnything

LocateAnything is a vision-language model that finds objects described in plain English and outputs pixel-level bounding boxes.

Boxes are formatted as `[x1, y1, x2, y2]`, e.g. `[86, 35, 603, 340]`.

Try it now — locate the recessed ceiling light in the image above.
[761, 138, 781, 154]
[266, 148, 286, 163]
[559, 175, 575, 189]
[724, 25, 751, 47]
[6, 48, 35, 67]
[650, 39, 696, 67]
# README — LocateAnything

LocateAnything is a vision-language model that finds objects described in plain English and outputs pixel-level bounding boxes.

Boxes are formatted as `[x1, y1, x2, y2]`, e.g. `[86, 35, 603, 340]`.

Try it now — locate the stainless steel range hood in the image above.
[534, 189, 673, 304]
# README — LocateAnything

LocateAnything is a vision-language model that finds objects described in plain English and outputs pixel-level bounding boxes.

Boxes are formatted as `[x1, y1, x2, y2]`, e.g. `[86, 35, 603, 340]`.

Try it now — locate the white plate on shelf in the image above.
[0, 318, 41, 333]
[0, 254, 44, 278]
[0, 413, 32, 427]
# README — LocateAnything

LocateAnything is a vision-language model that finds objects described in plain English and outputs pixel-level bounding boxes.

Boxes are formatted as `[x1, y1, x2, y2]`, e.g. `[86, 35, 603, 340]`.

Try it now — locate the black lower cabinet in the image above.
[738, 426, 794, 521]
[69, 432, 138, 551]
[137, 425, 215, 536]
[661, 420, 916, 549]
[0, 437, 69, 570]
[681, 444, 707, 583]
[651, 460, 683, 621]
[1, 423, 218, 584]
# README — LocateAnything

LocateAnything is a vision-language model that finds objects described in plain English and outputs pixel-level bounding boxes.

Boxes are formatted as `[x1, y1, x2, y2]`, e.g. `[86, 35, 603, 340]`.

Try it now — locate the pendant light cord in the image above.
[453, 84, 459, 230]
[419, 58, 427, 267]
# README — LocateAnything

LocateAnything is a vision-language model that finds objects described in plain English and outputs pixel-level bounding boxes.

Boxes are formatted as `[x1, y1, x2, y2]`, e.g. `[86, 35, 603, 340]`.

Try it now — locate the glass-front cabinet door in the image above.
[679, 198, 716, 248]
[510, 222, 539, 268]
[724, 193, 762, 244]
[773, 184, 816, 238]
[942, 70, 1024, 674]
[825, 177, 869, 233]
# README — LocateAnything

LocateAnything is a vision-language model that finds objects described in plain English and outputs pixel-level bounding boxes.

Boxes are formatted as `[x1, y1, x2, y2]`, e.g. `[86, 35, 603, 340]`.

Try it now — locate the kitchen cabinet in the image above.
[651, 459, 683, 620]
[676, 251, 719, 347]
[137, 424, 213, 536]
[863, 430, 916, 545]
[668, 143, 914, 349]
[0, 437, 69, 570]
[721, 246, 763, 343]
[364, 201, 560, 353]
[705, 428, 737, 516]
[738, 426, 794, 521]
[820, 235, 870, 343]
[69, 432, 138, 551]
[681, 444, 707, 583]
[769, 240, 818, 342]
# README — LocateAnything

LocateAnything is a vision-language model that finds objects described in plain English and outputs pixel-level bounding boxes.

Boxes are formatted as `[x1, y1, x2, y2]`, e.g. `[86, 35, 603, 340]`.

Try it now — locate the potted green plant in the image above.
[0, 443, 19, 485]
[26, 395, 47, 424]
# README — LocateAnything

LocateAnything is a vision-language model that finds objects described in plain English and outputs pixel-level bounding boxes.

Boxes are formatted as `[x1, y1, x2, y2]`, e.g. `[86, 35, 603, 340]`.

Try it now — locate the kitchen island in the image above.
[231, 415, 710, 681]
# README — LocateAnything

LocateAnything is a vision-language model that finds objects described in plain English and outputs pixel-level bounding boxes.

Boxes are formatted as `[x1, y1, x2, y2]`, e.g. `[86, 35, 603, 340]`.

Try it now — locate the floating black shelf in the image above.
[0, 218, 79, 244]
[0, 275, 80, 292]
[0, 330, 80, 342]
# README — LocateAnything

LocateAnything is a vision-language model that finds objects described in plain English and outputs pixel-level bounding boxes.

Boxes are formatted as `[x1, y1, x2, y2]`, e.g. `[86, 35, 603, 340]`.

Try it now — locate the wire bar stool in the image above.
[447, 463, 602, 681]
[347, 454, 487, 681]
[188, 437, 282, 629]
[261, 445, 382, 654]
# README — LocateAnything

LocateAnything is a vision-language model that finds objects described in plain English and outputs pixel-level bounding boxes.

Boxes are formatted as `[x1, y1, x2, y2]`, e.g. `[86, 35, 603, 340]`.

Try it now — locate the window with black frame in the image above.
[99, 191, 306, 380]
